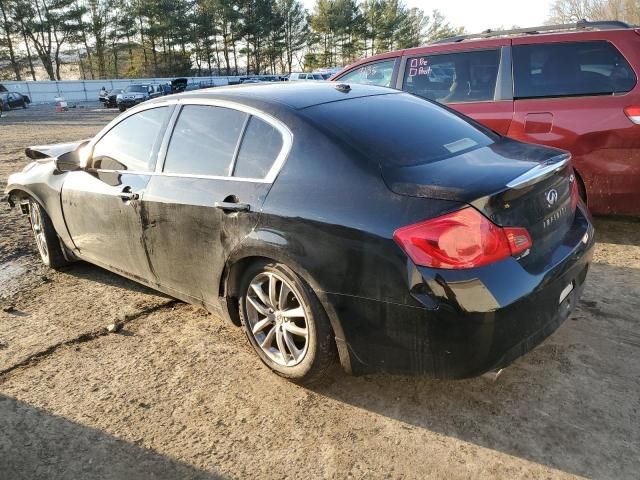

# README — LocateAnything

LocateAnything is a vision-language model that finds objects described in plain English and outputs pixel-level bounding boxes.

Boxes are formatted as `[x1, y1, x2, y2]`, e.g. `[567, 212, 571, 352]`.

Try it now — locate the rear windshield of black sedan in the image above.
[305, 93, 497, 166]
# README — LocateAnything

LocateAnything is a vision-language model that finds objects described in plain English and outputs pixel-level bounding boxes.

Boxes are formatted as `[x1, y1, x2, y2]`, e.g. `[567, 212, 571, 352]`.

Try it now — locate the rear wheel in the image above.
[239, 261, 336, 384]
[28, 199, 70, 269]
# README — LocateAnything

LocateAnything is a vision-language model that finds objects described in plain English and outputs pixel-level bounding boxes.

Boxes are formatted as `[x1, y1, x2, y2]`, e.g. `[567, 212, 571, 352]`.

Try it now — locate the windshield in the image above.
[125, 85, 147, 93]
[305, 93, 497, 167]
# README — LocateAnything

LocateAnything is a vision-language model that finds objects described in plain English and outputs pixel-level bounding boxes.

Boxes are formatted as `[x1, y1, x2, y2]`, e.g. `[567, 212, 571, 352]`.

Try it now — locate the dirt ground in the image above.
[0, 105, 639, 480]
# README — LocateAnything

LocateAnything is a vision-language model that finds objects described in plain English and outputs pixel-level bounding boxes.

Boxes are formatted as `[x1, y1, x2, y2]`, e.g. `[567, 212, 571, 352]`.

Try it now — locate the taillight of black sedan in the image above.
[5, 83, 594, 383]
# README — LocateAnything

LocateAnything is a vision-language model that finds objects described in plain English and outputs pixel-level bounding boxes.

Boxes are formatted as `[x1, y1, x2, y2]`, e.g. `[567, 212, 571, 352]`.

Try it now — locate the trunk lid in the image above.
[25, 140, 89, 160]
[381, 138, 576, 259]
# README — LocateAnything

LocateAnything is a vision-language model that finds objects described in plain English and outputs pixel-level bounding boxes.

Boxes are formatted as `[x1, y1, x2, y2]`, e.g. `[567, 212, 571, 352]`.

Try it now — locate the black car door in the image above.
[141, 101, 291, 308]
[61, 105, 173, 282]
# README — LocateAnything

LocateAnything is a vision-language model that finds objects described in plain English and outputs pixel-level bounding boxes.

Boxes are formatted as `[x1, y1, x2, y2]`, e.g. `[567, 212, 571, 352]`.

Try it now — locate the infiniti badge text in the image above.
[543, 205, 568, 229]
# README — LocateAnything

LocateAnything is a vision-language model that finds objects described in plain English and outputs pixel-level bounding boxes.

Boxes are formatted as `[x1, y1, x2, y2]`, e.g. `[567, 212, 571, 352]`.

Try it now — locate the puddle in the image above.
[0, 259, 28, 296]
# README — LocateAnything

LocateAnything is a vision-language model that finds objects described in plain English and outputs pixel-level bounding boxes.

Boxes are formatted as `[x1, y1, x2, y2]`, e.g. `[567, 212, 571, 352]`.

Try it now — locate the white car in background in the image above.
[288, 72, 324, 81]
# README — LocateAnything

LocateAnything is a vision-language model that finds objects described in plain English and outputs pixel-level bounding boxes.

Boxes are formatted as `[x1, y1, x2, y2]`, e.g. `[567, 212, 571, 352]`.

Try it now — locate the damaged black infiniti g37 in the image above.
[5, 83, 595, 383]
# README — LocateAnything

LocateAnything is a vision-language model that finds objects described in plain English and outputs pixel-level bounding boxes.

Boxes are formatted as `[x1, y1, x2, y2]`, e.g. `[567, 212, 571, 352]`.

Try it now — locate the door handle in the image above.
[214, 201, 251, 212]
[119, 192, 139, 201]
[118, 187, 140, 201]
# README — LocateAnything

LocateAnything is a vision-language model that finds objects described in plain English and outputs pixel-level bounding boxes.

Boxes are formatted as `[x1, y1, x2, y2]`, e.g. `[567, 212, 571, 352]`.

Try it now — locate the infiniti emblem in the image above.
[546, 189, 558, 206]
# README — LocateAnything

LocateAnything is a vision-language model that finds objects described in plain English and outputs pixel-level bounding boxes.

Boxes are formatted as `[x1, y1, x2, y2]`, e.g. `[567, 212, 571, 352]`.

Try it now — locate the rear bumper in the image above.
[332, 208, 595, 378]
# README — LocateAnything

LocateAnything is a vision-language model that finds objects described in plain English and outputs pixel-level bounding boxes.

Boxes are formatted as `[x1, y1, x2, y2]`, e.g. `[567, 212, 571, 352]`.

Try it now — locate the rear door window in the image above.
[163, 105, 247, 177]
[233, 116, 283, 179]
[513, 40, 636, 99]
[337, 59, 396, 87]
[403, 49, 500, 104]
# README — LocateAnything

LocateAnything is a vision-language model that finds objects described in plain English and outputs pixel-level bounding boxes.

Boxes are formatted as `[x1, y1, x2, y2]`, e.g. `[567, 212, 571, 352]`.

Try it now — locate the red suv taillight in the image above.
[570, 173, 579, 211]
[393, 207, 532, 269]
[624, 106, 640, 124]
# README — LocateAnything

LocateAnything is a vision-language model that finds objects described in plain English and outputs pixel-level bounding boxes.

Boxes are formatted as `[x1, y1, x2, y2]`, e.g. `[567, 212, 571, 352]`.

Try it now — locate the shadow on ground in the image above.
[0, 395, 222, 480]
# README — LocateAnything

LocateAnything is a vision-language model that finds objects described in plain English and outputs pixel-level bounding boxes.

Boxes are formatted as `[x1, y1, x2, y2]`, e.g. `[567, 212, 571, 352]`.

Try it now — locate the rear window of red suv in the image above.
[513, 40, 636, 99]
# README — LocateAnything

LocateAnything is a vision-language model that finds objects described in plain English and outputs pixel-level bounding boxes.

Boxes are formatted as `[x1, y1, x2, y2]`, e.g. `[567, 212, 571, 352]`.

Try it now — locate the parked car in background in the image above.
[332, 20, 640, 216]
[103, 89, 122, 108]
[288, 72, 324, 81]
[5, 83, 594, 383]
[116, 84, 163, 111]
[315, 67, 342, 79]
[0, 91, 30, 110]
[171, 78, 188, 93]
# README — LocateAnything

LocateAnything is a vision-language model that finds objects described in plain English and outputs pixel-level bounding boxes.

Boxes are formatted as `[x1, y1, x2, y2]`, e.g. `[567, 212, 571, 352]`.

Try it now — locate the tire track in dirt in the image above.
[0, 299, 179, 379]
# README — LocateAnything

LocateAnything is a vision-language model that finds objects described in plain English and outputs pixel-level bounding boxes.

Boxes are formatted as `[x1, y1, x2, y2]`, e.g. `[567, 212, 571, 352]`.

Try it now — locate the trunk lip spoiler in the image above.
[506, 154, 571, 190]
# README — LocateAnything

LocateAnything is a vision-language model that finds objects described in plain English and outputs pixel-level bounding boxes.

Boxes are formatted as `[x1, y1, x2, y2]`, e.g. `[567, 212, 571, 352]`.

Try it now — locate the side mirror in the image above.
[54, 140, 90, 172]
[55, 151, 82, 172]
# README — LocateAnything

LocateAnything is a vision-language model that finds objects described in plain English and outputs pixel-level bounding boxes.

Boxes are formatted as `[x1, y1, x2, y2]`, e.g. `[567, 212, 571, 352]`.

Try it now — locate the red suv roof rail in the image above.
[431, 19, 634, 45]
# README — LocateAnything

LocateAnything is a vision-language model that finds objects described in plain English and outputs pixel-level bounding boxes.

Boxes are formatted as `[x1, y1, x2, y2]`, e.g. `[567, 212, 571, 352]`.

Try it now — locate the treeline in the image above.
[548, 0, 640, 25]
[0, 0, 462, 81]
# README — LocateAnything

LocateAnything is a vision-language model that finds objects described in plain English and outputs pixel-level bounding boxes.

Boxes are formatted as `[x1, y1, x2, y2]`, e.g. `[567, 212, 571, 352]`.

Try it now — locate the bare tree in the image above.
[548, 0, 603, 23]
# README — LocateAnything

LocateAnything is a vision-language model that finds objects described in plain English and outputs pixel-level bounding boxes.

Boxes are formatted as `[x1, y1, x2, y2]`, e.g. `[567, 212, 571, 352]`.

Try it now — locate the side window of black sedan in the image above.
[164, 105, 248, 177]
[92, 106, 170, 171]
[233, 116, 283, 179]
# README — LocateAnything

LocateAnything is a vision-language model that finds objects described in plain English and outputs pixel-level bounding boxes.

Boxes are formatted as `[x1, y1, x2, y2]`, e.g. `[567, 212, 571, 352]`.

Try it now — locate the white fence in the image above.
[0, 76, 240, 103]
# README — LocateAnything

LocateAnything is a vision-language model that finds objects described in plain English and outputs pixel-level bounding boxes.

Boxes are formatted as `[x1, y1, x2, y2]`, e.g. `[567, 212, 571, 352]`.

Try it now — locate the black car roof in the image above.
[174, 82, 400, 110]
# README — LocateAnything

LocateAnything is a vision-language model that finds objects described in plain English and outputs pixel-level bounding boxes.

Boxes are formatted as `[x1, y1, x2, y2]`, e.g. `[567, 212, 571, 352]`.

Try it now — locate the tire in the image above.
[22, 102, 27, 109]
[28, 199, 70, 269]
[238, 260, 336, 384]
[118, 105, 126, 112]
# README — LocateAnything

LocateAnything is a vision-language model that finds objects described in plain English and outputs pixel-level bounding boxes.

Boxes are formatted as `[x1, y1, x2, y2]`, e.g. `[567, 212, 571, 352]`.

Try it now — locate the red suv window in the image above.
[513, 40, 636, 99]
[403, 49, 501, 104]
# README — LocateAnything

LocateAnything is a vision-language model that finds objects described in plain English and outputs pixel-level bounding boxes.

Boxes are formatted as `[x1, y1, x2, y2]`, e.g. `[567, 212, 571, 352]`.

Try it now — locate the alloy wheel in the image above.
[29, 201, 49, 261]
[245, 272, 309, 367]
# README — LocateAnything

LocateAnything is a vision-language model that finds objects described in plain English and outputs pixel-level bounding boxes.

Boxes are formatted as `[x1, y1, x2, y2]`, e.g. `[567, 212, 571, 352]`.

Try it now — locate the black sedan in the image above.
[5, 83, 594, 383]
[1, 91, 30, 111]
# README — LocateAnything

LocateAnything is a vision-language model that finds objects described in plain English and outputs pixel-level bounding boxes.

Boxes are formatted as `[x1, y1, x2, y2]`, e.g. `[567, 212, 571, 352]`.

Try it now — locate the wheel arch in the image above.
[6, 185, 39, 210]
[219, 242, 353, 374]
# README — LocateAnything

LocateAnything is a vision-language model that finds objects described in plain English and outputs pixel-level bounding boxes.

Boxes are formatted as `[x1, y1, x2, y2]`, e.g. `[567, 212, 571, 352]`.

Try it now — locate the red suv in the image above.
[332, 20, 640, 216]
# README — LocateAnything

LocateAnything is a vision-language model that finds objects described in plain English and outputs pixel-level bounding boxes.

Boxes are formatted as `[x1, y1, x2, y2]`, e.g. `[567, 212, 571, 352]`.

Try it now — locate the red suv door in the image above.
[399, 39, 514, 134]
[508, 33, 640, 215]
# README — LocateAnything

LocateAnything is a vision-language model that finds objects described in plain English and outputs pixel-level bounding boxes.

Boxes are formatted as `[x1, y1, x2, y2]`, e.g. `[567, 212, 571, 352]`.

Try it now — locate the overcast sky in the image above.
[301, 0, 554, 34]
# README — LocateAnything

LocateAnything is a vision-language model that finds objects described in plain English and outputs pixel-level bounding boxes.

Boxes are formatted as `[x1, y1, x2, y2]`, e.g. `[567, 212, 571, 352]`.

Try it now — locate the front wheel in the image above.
[118, 105, 126, 112]
[28, 199, 70, 269]
[239, 261, 336, 384]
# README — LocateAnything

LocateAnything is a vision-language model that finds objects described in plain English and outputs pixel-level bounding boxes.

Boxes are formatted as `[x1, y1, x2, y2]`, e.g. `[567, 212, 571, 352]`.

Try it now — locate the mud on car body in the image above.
[5, 82, 595, 383]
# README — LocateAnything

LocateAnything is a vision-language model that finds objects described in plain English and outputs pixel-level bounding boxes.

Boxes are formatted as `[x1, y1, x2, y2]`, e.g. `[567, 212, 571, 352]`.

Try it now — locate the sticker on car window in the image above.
[443, 138, 478, 153]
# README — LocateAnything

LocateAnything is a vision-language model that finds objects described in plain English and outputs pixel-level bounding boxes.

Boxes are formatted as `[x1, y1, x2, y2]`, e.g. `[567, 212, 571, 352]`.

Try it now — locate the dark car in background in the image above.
[332, 20, 640, 216]
[5, 83, 594, 383]
[1, 91, 30, 111]
[102, 88, 122, 108]
[116, 84, 163, 111]
[171, 78, 188, 93]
